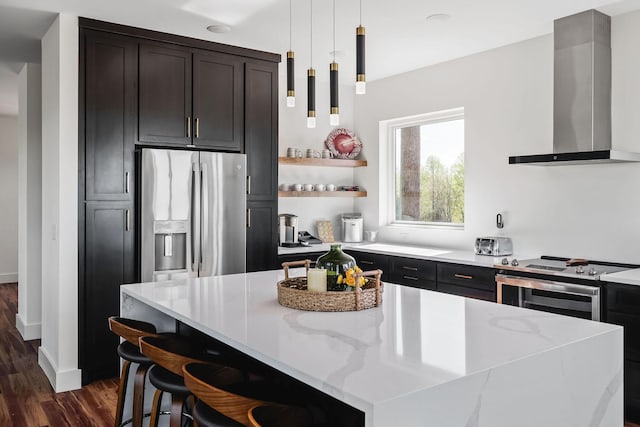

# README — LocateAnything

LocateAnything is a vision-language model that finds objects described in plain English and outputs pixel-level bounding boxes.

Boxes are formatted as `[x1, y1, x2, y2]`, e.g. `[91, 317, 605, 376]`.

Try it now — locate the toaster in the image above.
[475, 237, 513, 256]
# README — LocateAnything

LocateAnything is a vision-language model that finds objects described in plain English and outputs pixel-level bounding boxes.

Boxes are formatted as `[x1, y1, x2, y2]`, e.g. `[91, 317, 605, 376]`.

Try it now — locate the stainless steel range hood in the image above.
[509, 9, 640, 165]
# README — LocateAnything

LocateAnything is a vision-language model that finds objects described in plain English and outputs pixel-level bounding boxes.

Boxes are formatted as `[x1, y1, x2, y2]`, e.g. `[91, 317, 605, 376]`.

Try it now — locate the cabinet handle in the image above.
[403, 276, 419, 281]
[454, 274, 473, 280]
[247, 208, 251, 228]
[125, 172, 130, 194]
[187, 116, 191, 138]
[195, 117, 200, 139]
[402, 266, 418, 271]
[125, 209, 130, 232]
[361, 260, 374, 265]
[247, 176, 251, 195]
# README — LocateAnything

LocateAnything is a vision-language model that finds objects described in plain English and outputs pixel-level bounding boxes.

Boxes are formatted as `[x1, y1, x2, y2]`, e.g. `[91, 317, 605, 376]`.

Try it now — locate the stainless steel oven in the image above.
[496, 274, 601, 320]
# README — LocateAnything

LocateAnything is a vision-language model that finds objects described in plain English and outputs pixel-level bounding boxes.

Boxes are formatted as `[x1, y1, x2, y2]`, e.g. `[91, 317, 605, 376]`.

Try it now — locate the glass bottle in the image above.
[316, 244, 356, 291]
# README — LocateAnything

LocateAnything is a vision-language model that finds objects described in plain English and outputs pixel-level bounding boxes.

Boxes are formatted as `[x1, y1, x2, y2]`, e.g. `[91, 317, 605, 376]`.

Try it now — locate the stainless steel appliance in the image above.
[278, 214, 299, 247]
[341, 213, 363, 243]
[475, 237, 513, 256]
[141, 148, 246, 282]
[495, 256, 633, 320]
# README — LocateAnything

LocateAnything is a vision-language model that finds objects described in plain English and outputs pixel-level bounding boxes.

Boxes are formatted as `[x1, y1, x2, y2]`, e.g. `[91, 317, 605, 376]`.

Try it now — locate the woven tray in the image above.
[277, 260, 383, 312]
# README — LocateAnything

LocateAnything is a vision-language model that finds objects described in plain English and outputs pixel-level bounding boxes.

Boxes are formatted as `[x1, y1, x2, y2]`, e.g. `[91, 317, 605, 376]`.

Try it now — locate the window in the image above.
[389, 109, 464, 227]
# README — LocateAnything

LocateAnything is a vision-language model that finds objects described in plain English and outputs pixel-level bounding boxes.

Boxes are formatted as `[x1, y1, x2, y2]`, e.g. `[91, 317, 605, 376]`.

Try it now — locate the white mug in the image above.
[279, 183, 290, 191]
[364, 231, 378, 242]
[303, 184, 314, 191]
[293, 183, 303, 191]
[315, 184, 326, 192]
[326, 184, 336, 191]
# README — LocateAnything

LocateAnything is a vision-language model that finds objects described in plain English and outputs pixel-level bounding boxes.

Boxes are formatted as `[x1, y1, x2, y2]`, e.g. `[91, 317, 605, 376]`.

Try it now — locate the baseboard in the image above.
[15, 313, 41, 340]
[38, 346, 82, 392]
[0, 273, 18, 284]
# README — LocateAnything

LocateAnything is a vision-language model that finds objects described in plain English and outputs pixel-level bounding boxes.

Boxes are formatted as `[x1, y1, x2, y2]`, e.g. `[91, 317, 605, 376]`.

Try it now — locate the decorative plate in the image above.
[325, 128, 362, 159]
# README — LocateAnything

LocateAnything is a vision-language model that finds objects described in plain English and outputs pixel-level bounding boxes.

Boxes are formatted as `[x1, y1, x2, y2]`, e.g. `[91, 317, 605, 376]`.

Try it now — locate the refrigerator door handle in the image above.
[200, 162, 208, 274]
[191, 163, 199, 272]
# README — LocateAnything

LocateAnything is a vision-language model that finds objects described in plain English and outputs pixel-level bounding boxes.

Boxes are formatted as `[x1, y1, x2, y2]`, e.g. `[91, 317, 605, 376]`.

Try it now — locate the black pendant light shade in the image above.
[330, 62, 339, 125]
[356, 25, 366, 94]
[287, 51, 295, 107]
[307, 68, 316, 128]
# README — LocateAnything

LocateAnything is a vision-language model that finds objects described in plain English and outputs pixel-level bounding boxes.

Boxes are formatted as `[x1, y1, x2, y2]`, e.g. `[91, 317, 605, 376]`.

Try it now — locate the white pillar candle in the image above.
[307, 268, 327, 292]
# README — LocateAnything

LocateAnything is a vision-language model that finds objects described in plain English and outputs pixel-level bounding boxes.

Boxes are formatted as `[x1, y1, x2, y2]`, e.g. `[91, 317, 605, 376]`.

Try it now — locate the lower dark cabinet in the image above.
[246, 202, 278, 272]
[348, 250, 390, 281]
[80, 202, 135, 384]
[389, 257, 437, 290]
[278, 252, 324, 266]
[626, 360, 640, 422]
[436, 263, 497, 302]
[437, 282, 495, 302]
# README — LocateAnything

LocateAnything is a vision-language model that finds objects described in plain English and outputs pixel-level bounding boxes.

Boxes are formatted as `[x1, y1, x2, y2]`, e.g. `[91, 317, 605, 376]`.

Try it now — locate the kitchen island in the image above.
[121, 269, 623, 427]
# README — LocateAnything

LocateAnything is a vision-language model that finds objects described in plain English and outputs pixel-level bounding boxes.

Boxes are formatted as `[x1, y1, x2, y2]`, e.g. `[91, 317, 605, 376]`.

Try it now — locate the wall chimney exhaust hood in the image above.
[509, 9, 640, 165]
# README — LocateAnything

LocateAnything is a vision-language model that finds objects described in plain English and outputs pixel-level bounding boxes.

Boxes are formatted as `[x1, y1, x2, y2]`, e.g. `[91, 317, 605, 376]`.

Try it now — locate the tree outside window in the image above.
[393, 114, 464, 226]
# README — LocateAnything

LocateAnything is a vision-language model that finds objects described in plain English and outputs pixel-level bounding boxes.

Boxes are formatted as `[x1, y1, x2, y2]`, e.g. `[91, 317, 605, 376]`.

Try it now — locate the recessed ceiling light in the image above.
[425, 13, 451, 23]
[207, 24, 231, 34]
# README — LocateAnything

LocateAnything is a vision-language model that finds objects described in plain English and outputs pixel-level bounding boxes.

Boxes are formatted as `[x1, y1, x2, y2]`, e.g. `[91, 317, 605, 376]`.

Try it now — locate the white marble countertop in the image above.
[604, 268, 640, 286]
[279, 241, 532, 269]
[121, 269, 622, 426]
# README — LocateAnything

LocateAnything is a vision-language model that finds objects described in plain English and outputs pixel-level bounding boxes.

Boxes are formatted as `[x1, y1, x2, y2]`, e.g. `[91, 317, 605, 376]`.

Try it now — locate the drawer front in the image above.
[277, 252, 324, 267]
[607, 311, 640, 361]
[391, 257, 436, 281]
[349, 251, 390, 281]
[437, 282, 496, 302]
[607, 283, 640, 314]
[390, 274, 437, 291]
[437, 263, 496, 292]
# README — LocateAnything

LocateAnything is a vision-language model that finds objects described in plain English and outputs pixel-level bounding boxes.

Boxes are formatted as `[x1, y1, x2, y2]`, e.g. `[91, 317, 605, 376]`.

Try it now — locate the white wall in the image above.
[354, 10, 640, 264]
[278, 65, 359, 237]
[0, 114, 18, 283]
[39, 14, 81, 392]
[17, 63, 42, 341]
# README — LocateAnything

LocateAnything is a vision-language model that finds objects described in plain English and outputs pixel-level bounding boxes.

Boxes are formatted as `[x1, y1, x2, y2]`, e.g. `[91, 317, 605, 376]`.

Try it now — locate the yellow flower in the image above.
[343, 266, 366, 287]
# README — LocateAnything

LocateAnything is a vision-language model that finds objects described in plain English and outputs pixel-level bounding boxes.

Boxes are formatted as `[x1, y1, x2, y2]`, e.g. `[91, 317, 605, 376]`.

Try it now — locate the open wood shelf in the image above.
[278, 191, 367, 198]
[278, 157, 367, 167]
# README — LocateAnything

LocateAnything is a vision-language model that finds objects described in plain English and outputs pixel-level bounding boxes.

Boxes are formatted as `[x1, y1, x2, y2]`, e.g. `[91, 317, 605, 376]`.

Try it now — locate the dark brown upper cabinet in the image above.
[138, 42, 243, 151]
[83, 30, 136, 201]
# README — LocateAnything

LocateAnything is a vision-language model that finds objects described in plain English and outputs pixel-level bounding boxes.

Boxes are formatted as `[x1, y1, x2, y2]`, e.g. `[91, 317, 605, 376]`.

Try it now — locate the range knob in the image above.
[575, 266, 584, 274]
[588, 267, 598, 276]
[511, 259, 519, 267]
[501, 258, 510, 265]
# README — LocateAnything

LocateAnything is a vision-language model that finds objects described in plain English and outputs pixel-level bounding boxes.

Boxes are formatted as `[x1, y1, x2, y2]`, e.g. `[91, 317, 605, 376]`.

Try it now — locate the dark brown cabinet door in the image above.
[84, 30, 136, 201]
[193, 51, 243, 150]
[138, 42, 192, 146]
[245, 61, 278, 201]
[246, 202, 278, 272]
[81, 202, 135, 383]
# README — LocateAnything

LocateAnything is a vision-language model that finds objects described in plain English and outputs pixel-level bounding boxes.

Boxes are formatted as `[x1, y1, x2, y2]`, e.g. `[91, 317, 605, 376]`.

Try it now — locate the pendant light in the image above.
[329, 0, 339, 126]
[355, 0, 366, 95]
[307, 0, 316, 128]
[286, 0, 295, 107]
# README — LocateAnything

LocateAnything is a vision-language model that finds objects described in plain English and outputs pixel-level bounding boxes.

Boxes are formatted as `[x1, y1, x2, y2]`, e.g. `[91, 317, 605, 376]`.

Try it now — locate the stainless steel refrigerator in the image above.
[141, 148, 246, 282]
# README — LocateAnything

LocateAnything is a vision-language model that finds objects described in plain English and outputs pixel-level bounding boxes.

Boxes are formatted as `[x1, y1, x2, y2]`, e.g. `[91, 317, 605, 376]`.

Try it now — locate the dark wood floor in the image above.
[0, 281, 639, 426]
[0, 283, 118, 426]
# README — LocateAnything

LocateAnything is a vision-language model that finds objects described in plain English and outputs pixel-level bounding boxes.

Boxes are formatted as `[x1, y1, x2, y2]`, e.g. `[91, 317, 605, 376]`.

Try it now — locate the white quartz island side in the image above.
[121, 269, 623, 427]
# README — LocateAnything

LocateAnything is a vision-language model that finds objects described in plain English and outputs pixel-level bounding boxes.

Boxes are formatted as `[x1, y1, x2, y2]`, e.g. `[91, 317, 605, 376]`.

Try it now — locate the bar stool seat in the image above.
[248, 404, 313, 427]
[193, 401, 244, 427]
[117, 341, 153, 365]
[147, 365, 191, 396]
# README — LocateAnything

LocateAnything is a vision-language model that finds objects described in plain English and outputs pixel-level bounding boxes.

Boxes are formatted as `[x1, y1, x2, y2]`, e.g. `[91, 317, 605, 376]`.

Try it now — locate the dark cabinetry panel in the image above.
[81, 202, 134, 383]
[246, 202, 278, 272]
[278, 252, 324, 266]
[138, 43, 192, 146]
[245, 61, 278, 201]
[606, 283, 640, 422]
[193, 51, 243, 150]
[348, 250, 390, 281]
[437, 263, 496, 301]
[390, 257, 437, 290]
[84, 30, 136, 201]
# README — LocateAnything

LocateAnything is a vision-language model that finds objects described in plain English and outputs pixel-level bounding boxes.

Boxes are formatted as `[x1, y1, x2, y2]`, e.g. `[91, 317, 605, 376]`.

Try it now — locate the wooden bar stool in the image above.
[108, 316, 158, 427]
[183, 362, 312, 427]
[139, 335, 233, 427]
[248, 404, 313, 427]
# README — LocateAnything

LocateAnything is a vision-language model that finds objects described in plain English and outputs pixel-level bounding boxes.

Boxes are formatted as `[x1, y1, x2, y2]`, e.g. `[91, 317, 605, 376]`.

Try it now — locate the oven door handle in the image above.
[495, 274, 600, 320]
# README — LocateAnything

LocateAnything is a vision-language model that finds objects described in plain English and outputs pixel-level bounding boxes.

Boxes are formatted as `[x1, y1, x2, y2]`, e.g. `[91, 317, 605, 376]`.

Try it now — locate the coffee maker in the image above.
[278, 214, 299, 247]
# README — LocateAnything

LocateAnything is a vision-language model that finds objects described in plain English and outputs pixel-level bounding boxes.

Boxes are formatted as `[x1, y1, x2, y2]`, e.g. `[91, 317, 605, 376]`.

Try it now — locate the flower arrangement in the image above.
[337, 266, 367, 289]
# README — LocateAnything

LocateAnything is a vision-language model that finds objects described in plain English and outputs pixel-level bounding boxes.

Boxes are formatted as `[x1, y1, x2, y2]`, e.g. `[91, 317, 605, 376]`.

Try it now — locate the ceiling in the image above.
[1, 0, 640, 116]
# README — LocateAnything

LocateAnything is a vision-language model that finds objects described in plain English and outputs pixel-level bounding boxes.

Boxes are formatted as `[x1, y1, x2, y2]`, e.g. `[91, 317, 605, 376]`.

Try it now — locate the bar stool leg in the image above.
[132, 363, 151, 427]
[115, 360, 132, 427]
[170, 395, 186, 427]
[149, 389, 164, 427]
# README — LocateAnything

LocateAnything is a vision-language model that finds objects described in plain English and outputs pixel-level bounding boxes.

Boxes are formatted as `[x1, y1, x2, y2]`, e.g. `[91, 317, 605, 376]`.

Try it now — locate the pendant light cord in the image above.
[360, 0, 362, 25]
[289, 0, 292, 51]
[332, 0, 336, 62]
[310, 0, 313, 67]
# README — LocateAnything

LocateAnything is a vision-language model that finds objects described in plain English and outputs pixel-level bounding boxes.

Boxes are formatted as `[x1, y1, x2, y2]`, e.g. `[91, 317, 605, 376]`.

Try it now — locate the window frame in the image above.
[382, 107, 465, 230]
